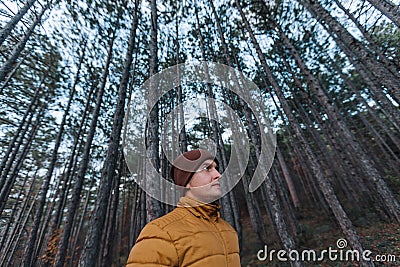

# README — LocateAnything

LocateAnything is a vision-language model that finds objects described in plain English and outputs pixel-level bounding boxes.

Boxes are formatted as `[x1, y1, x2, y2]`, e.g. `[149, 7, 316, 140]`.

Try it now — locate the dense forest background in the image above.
[0, 0, 399, 266]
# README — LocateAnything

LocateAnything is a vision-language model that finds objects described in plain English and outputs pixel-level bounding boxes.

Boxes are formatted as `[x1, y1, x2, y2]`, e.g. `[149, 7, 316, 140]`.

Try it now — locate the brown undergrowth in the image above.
[240, 209, 400, 267]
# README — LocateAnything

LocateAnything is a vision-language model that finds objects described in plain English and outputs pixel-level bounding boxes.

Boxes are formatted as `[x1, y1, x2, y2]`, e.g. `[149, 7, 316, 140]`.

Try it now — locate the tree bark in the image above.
[78, 0, 139, 264]
[368, 0, 400, 27]
[0, 76, 44, 193]
[0, 0, 37, 46]
[274, 19, 400, 223]
[54, 36, 111, 267]
[145, 0, 163, 223]
[239, 1, 374, 265]
[0, 1, 51, 82]
[23, 66, 77, 267]
[300, 0, 400, 110]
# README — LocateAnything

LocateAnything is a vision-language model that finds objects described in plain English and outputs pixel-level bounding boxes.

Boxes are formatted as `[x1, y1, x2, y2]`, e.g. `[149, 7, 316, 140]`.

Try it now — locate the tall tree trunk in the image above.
[174, 5, 188, 154]
[0, 76, 43, 192]
[332, 0, 400, 73]
[234, 2, 302, 266]
[367, 0, 400, 27]
[299, 0, 400, 108]
[238, 1, 374, 265]
[274, 19, 400, 223]
[101, 156, 122, 267]
[0, 1, 51, 82]
[54, 36, 111, 267]
[78, 0, 139, 265]
[0, 0, 37, 45]
[204, 0, 245, 247]
[276, 145, 300, 208]
[23, 66, 77, 267]
[68, 177, 95, 267]
[146, 0, 163, 223]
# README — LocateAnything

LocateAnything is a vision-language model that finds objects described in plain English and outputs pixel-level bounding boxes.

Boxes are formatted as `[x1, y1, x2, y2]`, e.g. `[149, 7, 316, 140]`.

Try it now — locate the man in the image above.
[126, 149, 240, 267]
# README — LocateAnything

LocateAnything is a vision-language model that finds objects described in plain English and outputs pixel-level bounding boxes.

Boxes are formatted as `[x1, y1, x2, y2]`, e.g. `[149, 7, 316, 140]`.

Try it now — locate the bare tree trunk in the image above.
[54, 36, 111, 267]
[174, 6, 187, 153]
[102, 156, 122, 267]
[23, 62, 77, 267]
[275, 19, 400, 223]
[0, 76, 43, 193]
[238, 1, 374, 265]
[68, 178, 95, 267]
[276, 145, 300, 208]
[0, 0, 37, 45]
[0, 168, 37, 266]
[146, 0, 163, 223]
[0, 1, 51, 82]
[234, 3, 302, 266]
[300, 0, 400, 107]
[78, 0, 139, 264]
[368, 0, 400, 27]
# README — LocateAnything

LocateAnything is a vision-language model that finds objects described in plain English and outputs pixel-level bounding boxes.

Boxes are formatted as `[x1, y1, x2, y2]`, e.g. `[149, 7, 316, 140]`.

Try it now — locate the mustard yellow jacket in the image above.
[126, 196, 240, 267]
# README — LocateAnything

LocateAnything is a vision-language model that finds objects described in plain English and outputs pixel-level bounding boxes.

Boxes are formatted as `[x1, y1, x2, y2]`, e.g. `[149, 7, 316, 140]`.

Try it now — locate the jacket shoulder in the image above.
[149, 207, 190, 229]
[127, 216, 180, 266]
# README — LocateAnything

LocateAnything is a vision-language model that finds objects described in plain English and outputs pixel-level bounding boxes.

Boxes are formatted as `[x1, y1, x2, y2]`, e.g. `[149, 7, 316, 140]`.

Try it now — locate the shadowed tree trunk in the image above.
[0, 1, 51, 82]
[0, 76, 44, 195]
[78, 0, 139, 264]
[54, 36, 111, 267]
[23, 59, 77, 267]
[145, 0, 163, 223]
[0, 0, 37, 46]
[299, 0, 400, 107]
[274, 19, 400, 223]
[236, 1, 374, 265]
[101, 154, 122, 267]
[367, 0, 400, 27]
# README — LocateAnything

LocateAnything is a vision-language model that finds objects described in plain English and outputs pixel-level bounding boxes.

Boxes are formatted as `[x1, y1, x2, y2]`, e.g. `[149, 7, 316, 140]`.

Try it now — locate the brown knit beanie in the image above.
[170, 149, 218, 187]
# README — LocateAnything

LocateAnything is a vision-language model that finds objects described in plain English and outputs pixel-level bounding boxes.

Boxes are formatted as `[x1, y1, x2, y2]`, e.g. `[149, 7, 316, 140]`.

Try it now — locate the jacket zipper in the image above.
[211, 220, 228, 267]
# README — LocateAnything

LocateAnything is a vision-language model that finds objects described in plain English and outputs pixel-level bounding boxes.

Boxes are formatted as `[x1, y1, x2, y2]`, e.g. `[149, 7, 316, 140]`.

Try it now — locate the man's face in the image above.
[185, 160, 222, 203]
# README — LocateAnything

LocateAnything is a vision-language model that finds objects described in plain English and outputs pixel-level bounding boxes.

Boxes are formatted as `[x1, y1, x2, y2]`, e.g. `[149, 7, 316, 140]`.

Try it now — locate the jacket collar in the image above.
[178, 196, 221, 222]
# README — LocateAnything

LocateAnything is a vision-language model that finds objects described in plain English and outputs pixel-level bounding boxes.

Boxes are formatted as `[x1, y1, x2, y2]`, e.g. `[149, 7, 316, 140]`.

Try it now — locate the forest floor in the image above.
[240, 208, 400, 267]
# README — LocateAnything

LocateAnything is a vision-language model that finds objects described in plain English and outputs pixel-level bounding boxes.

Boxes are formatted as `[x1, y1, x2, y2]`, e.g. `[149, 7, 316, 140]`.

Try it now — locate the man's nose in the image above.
[213, 169, 221, 180]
